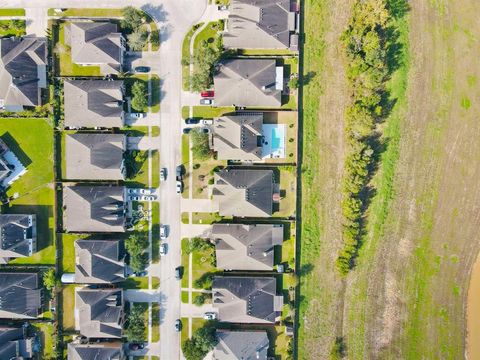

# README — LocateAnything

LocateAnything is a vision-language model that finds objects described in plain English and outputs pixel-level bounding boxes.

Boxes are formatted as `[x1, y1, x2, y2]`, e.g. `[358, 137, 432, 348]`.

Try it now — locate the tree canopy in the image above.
[131, 81, 148, 112]
[125, 304, 146, 342]
[181, 323, 217, 360]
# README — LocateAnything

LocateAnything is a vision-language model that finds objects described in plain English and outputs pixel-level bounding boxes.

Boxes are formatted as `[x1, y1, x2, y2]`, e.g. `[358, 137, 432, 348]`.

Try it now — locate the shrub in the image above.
[191, 128, 212, 160]
[193, 163, 200, 169]
[193, 293, 206, 306]
[126, 304, 146, 342]
[208, 178, 214, 185]
[288, 77, 299, 89]
[43, 268, 57, 291]
[126, 233, 149, 273]
[131, 80, 148, 111]
[182, 323, 218, 360]
[127, 28, 148, 51]
[121, 6, 145, 32]
[150, 30, 159, 47]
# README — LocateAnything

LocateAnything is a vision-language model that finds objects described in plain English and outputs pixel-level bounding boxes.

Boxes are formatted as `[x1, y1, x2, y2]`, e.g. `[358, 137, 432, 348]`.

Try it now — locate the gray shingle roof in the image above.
[213, 168, 274, 217]
[63, 185, 126, 233]
[68, 22, 123, 74]
[68, 342, 124, 360]
[75, 288, 123, 339]
[64, 79, 124, 128]
[212, 276, 283, 324]
[65, 133, 125, 180]
[0, 272, 41, 319]
[0, 37, 47, 110]
[224, 0, 295, 49]
[0, 326, 34, 359]
[75, 239, 125, 284]
[214, 59, 282, 107]
[0, 214, 36, 264]
[212, 223, 283, 270]
[212, 113, 263, 161]
[213, 330, 269, 360]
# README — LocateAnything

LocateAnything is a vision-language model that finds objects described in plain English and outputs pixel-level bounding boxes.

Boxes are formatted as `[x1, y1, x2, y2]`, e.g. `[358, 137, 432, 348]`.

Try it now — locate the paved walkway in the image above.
[181, 198, 219, 213]
[127, 136, 156, 150]
[181, 224, 211, 238]
[180, 303, 216, 318]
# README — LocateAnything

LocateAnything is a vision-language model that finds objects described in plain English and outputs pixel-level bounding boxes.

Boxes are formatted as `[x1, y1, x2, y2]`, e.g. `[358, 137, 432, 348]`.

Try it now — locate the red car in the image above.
[201, 90, 214, 98]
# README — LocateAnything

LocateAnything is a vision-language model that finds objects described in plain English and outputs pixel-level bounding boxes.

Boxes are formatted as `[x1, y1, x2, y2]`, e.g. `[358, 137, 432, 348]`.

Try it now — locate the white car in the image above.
[160, 243, 168, 256]
[127, 188, 140, 195]
[199, 98, 214, 105]
[130, 112, 146, 119]
[176, 181, 183, 194]
[200, 119, 213, 125]
[203, 312, 217, 320]
[140, 188, 155, 195]
[160, 225, 168, 239]
[160, 168, 167, 182]
[141, 195, 156, 201]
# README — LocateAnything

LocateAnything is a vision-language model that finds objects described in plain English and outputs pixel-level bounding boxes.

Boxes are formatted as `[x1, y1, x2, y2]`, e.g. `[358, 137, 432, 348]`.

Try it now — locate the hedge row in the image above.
[337, 0, 391, 275]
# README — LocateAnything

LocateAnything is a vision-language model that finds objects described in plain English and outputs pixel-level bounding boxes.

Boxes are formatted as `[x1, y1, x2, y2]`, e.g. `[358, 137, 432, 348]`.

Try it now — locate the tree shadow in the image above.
[302, 71, 316, 85]
[387, 0, 411, 19]
[141, 4, 168, 23]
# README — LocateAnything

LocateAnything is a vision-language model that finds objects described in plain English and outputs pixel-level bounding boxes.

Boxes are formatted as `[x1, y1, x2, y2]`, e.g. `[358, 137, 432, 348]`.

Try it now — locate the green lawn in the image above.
[152, 276, 160, 289]
[152, 302, 160, 342]
[237, 49, 295, 56]
[0, 8, 25, 16]
[192, 246, 216, 289]
[193, 21, 221, 50]
[1, 118, 55, 265]
[181, 291, 189, 303]
[191, 154, 226, 199]
[151, 201, 160, 263]
[56, 22, 101, 76]
[181, 239, 190, 289]
[151, 150, 159, 188]
[48, 8, 123, 17]
[182, 23, 203, 90]
[60, 233, 88, 272]
[125, 75, 149, 112]
[190, 106, 235, 119]
[151, 75, 160, 113]
[181, 135, 190, 198]
[62, 285, 76, 331]
[32, 323, 56, 359]
[275, 166, 297, 218]
[121, 277, 149, 289]
[181, 212, 189, 224]
[281, 222, 296, 270]
[191, 212, 223, 225]
[0, 20, 26, 37]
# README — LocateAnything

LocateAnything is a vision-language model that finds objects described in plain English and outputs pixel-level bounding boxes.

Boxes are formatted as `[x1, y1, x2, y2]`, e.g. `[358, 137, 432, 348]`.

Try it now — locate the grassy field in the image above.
[0, 8, 25, 16]
[1, 118, 56, 265]
[62, 285, 76, 331]
[151, 75, 161, 113]
[60, 233, 88, 272]
[191, 246, 216, 289]
[122, 277, 149, 289]
[32, 323, 56, 359]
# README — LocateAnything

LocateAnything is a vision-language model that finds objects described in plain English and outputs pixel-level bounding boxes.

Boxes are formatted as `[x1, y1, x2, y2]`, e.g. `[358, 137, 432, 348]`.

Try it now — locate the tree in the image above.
[150, 30, 160, 48]
[126, 234, 148, 273]
[190, 129, 212, 161]
[126, 304, 146, 342]
[131, 80, 148, 111]
[186, 237, 213, 254]
[193, 294, 206, 306]
[122, 6, 145, 31]
[127, 28, 148, 51]
[181, 323, 218, 360]
[43, 268, 57, 291]
[288, 77, 299, 89]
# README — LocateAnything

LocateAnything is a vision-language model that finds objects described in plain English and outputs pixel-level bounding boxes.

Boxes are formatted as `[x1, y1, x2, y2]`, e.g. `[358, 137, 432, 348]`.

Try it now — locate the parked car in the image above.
[176, 165, 184, 180]
[160, 243, 168, 256]
[134, 66, 150, 73]
[199, 98, 214, 105]
[127, 188, 140, 195]
[139, 188, 155, 195]
[200, 119, 213, 125]
[175, 319, 182, 332]
[160, 168, 167, 182]
[129, 342, 145, 350]
[203, 312, 217, 320]
[141, 195, 156, 201]
[175, 266, 183, 280]
[130, 195, 141, 201]
[201, 90, 215, 98]
[218, 5, 228, 10]
[130, 112, 146, 119]
[160, 225, 168, 239]
[201, 128, 210, 134]
[183, 128, 191, 134]
[185, 118, 200, 124]
[135, 270, 147, 277]
[176, 181, 183, 194]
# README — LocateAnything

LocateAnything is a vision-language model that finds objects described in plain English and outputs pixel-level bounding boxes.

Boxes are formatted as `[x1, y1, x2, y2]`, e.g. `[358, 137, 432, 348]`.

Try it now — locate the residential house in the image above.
[0, 327, 35, 359]
[213, 330, 269, 360]
[63, 185, 126, 233]
[75, 288, 124, 339]
[65, 133, 126, 180]
[212, 113, 263, 161]
[0, 37, 47, 111]
[74, 239, 126, 284]
[0, 137, 27, 189]
[0, 214, 36, 264]
[214, 59, 283, 107]
[0, 272, 42, 319]
[212, 276, 283, 324]
[212, 223, 283, 271]
[68, 342, 124, 360]
[224, 0, 298, 50]
[65, 22, 125, 75]
[64, 79, 125, 128]
[213, 168, 278, 217]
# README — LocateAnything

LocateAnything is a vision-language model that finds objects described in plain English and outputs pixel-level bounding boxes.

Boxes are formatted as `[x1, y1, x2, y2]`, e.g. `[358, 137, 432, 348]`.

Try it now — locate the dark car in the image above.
[185, 118, 200, 124]
[176, 165, 184, 181]
[175, 266, 183, 280]
[201, 128, 210, 134]
[134, 66, 150, 73]
[175, 319, 182, 332]
[183, 128, 191, 134]
[128, 343, 145, 350]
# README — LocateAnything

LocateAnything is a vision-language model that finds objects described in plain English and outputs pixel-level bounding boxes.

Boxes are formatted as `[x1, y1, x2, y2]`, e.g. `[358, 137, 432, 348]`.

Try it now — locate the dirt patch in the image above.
[467, 254, 480, 359]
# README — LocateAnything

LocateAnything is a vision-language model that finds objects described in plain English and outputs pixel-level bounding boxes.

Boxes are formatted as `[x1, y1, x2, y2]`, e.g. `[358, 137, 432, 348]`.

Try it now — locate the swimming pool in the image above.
[261, 124, 286, 159]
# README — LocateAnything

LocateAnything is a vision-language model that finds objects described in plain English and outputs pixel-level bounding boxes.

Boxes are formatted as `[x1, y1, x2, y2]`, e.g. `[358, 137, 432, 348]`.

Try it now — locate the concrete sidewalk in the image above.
[181, 198, 219, 213]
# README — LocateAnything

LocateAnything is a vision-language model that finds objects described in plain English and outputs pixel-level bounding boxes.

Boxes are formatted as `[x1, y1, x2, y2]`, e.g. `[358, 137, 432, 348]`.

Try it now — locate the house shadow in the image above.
[0, 132, 32, 168]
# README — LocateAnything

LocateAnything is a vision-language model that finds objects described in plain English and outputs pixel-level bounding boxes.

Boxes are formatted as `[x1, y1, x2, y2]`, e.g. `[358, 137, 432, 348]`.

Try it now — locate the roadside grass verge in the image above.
[0, 8, 25, 16]
[152, 302, 160, 342]
[48, 8, 123, 17]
